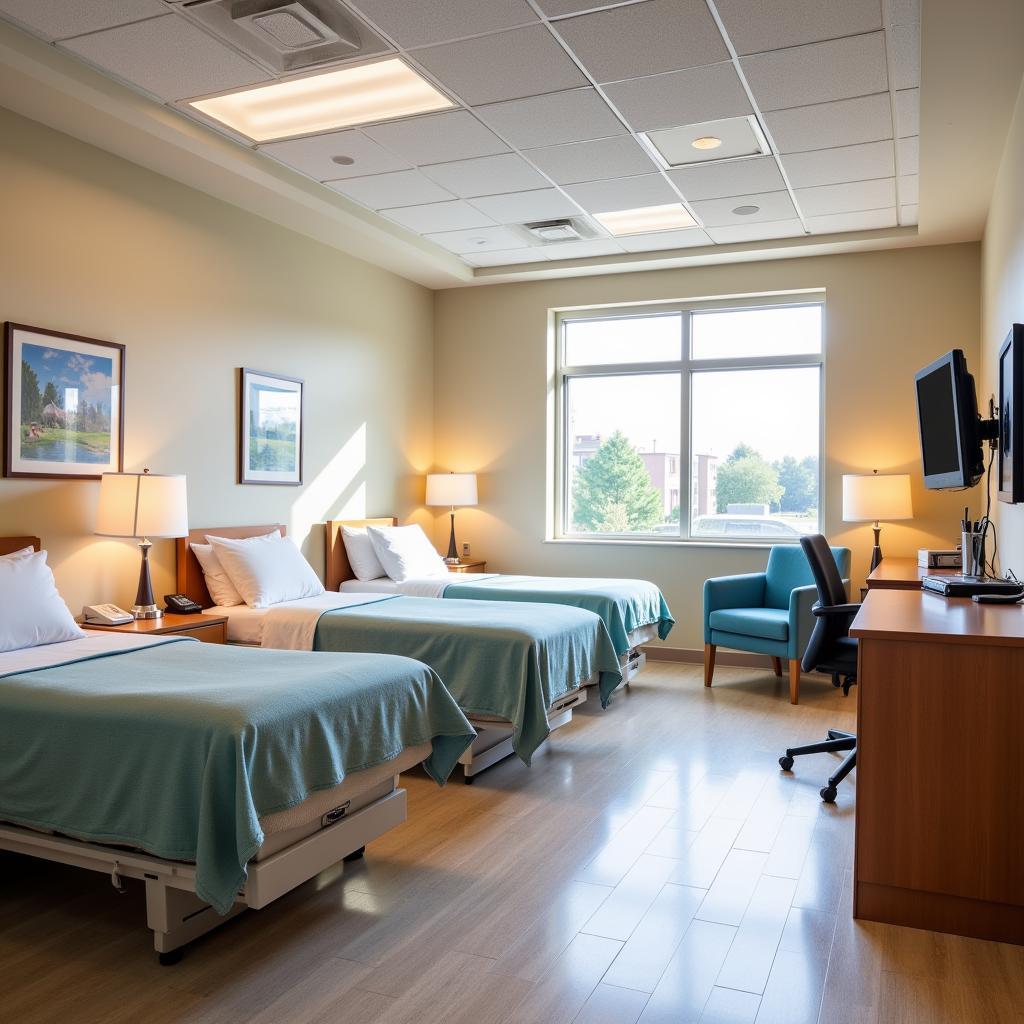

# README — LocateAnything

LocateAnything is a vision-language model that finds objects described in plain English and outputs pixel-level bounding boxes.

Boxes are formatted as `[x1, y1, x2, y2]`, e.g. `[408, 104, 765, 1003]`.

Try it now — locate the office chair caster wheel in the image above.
[778, 755, 794, 771]
[158, 949, 183, 967]
[820, 786, 837, 803]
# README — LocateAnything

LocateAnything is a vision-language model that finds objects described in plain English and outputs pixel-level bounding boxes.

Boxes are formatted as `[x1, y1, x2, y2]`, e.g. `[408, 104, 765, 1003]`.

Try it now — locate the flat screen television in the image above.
[915, 349, 985, 489]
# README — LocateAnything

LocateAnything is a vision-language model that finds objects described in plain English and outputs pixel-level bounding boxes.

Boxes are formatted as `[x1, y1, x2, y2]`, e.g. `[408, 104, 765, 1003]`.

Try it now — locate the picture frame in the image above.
[4, 322, 125, 480]
[238, 367, 304, 486]
[998, 323, 1024, 504]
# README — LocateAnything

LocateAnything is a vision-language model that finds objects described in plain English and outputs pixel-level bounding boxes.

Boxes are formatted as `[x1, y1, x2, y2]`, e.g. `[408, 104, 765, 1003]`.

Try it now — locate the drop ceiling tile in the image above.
[707, 219, 805, 243]
[425, 225, 530, 254]
[364, 111, 508, 166]
[475, 89, 626, 150]
[619, 228, 712, 252]
[381, 200, 495, 233]
[690, 190, 798, 227]
[526, 136, 656, 185]
[895, 88, 919, 137]
[781, 140, 894, 188]
[470, 188, 582, 222]
[715, 0, 882, 56]
[0, 0, 165, 41]
[667, 156, 784, 202]
[562, 173, 679, 214]
[741, 32, 888, 112]
[603, 64, 753, 133]
[805, 208, 897, 234]
[765, 93, 893, 153]
[795, 177, 896, 216]
[899, 174, 918, 203]
[897, 136, 919, 176]
[554, 0, 727, 84]
[421, 153, 549, 198]
[412, 25, 587, 106]
[259, 130, 410, 182]
[352, 0, 537, 48]
[326, 169, 454, 209]
[541, 238, 624, 261]
[60, 15, 268, 102]
[900, 203, 918, 225]
[534, 0, 617, 15]
[890, 21, 920, 90]
[466, 248, 545, 267]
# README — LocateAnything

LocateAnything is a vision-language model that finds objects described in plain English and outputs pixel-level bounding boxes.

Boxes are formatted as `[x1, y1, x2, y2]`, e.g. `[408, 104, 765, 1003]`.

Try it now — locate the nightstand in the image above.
[79, 612, 228, 644]
[448, 560, 487, 574]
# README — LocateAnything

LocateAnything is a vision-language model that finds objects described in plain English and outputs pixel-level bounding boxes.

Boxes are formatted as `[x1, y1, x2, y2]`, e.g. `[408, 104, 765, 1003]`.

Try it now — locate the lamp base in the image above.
[869, 523, 883, 572]
[132, 604, 163, 620]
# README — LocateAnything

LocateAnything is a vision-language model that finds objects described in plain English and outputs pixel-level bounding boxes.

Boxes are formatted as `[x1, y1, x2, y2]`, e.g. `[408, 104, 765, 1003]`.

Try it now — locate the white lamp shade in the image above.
[96, 472, 189, 538]
[425, 472, 478, 507]
[842, 473, 913, 522]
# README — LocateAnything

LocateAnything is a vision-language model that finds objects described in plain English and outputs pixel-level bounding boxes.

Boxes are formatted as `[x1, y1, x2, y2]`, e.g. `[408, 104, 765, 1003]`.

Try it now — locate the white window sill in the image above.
[545, 536, 801, 550]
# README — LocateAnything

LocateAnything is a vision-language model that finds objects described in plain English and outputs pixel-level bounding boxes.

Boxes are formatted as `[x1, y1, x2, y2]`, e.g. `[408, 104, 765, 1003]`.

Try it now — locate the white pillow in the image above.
[0, 550, 85, 653]
[341, 526, 387, 582]
[1, 545, 35, 562]
[206, 532, 325, 609]
[190, 542, 244, 607]
[366, 524, 448, 582]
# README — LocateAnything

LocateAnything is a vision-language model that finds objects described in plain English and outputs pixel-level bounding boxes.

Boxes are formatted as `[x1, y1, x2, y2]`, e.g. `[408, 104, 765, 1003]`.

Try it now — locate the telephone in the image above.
[82, 604, 134, 626]
[164, 594, 203, 615]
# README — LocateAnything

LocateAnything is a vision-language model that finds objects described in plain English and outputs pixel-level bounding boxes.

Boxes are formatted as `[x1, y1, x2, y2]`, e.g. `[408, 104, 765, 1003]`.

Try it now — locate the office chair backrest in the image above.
[764, 541, 852, 609]
[800, 534, 853, 672]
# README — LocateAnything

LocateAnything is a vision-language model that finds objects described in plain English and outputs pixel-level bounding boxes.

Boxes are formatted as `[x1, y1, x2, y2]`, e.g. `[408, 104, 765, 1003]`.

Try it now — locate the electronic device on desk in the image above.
[917, 548, 961, 569]
[82, 603, 134, 626]
[164, 593, 203, 615]
[921, 575, 1024, 598]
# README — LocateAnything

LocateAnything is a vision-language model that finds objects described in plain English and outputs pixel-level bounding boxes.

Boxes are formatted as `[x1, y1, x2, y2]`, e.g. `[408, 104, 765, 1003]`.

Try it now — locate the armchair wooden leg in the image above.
[704, 644, 716, 687]
[788, 660, 801, 705]
[770, 656, 782, 677]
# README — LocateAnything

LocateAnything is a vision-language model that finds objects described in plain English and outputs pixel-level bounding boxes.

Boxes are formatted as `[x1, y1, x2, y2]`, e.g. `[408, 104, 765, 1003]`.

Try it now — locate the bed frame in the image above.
[176, 524, 287, 608]
[0, 536, 40, 555]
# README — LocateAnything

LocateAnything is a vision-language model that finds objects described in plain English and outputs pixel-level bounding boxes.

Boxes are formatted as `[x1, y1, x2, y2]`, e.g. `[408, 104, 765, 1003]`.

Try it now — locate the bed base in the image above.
[460, 687, 587, 782]
[0, 787, 406, 961]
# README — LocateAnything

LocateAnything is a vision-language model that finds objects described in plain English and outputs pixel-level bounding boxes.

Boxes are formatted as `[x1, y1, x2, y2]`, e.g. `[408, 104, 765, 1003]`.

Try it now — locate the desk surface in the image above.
[851, 587, 1024, 646]
[866, 556, 958, 589]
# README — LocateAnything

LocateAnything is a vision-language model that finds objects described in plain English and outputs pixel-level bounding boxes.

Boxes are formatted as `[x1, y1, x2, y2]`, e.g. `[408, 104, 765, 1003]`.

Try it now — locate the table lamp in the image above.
[95, 469, 188, 619]
[842, 470, 912, 571]
[426, 472, 477, 564]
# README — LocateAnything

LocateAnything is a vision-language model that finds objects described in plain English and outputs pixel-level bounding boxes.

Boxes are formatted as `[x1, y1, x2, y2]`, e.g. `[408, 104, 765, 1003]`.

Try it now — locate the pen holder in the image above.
[961, 530, 983, 578]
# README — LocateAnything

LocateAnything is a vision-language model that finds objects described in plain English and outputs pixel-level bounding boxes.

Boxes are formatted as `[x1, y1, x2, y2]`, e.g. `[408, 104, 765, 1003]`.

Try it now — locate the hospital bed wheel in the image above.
[778, 755, 794, 771]
[342, 846, 365, 863]
[158, 949, 183, 967]
[464, 774, 475, 785]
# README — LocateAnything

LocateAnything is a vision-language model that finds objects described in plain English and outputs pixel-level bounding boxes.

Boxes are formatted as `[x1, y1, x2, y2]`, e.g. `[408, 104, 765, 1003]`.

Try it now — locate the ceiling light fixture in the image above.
[331, 155, 355, 165]
[691, 136, 722, 150]
[593, 204, 696, 236]
[190, 57, 454, 142]
[732, 205, 760, 216]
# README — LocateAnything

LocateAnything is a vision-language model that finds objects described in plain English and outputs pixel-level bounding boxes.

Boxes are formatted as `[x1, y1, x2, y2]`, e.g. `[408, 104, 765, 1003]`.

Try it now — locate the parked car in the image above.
[692, 514, 806, 539]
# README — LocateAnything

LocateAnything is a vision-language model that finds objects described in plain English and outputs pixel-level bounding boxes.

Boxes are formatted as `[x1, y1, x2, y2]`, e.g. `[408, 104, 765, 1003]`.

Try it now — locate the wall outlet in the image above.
[462, 543, 471, 557]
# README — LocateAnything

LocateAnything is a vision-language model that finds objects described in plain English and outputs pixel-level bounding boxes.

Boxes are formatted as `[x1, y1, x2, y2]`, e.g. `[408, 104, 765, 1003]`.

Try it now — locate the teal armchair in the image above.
[703, 544, 851, 704]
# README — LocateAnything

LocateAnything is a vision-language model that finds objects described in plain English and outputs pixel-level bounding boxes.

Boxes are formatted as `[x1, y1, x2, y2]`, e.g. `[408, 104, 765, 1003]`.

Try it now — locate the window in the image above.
[555, 297, 823, 543]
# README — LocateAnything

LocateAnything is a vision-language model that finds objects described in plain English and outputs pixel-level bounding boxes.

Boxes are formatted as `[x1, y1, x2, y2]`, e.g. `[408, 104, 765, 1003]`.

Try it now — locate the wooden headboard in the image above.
[0, 536, 41, 556]
[325, 517, 397, 590]
[175, 525, 286, 608]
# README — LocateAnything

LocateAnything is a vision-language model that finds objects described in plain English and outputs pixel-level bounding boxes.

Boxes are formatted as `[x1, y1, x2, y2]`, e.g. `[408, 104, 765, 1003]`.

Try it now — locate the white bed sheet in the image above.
[210, 603, 269, 645]
[212, 593, 391, 646]
[0, 631, 167, 677]
[339, 576, 457, 598]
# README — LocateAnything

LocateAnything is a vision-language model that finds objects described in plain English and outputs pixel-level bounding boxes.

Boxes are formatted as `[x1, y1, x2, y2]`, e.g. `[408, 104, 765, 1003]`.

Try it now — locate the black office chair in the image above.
[778, 534, 859, 803]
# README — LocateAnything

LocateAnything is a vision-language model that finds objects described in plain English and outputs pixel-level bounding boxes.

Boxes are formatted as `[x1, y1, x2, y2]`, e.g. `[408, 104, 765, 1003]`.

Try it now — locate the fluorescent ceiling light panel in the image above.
[594, 204, 696, 236]
[190, 58, 454, 142]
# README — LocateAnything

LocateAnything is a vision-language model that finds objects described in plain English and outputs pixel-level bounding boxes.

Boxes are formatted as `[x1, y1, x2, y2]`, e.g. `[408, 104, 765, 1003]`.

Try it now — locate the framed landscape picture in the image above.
[238, 368, 303, 486]
[4, 323, 124, 479]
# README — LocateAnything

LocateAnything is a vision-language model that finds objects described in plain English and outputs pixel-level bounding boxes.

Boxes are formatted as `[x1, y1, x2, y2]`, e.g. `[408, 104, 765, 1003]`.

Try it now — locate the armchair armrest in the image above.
[703, 573, 766, 643]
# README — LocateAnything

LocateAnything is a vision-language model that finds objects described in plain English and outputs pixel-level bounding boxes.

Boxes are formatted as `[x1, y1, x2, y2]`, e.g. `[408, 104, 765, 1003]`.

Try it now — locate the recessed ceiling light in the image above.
[732, 205, 760, 216]
[190, 57, 454, 142]
[593, 204, 697, 236]
[331, 155, 355, 165]
[691, 136, 722, 150]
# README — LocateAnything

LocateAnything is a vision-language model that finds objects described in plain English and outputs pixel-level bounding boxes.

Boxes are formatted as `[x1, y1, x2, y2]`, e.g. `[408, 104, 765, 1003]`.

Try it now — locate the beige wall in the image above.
[0, 107, 434, 612]
[434, 244, 981, 651]
[981, 76, 1024, 578]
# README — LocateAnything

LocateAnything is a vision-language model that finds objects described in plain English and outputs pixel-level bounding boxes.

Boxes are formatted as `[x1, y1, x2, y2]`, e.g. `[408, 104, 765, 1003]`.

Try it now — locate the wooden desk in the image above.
[865, 556, 959, 590]
[850, 589, 1024, 944]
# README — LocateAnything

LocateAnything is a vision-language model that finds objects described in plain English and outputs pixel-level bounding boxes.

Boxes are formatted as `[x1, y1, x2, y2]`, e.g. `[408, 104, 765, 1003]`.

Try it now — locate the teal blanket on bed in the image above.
[314, 596, 622, 764]
[0, 640, 473, 915]
[444, 576, 674, 657]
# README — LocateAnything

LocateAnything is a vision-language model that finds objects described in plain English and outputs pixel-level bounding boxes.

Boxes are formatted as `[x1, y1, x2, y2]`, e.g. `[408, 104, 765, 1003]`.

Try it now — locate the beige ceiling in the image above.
[0, 0, 1021, 287]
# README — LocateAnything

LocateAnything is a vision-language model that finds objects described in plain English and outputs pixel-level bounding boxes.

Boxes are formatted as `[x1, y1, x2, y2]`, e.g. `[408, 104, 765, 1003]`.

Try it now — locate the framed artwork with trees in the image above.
[4, 323, 124, 479]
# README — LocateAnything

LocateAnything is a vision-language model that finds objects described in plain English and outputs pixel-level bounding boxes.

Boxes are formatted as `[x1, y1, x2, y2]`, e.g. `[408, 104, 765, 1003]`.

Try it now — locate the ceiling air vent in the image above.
[521, 218, 601, 245]
[184, 0, 391, 75]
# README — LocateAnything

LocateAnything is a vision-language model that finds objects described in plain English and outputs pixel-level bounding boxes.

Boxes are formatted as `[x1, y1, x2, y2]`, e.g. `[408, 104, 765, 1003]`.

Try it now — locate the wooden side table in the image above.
[448, 561, 487, 574]
[79, 611, 228, 644]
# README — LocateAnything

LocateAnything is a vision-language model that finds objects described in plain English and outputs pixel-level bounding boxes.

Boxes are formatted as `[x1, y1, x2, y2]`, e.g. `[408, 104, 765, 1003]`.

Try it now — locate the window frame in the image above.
[552, 293, 826, 546]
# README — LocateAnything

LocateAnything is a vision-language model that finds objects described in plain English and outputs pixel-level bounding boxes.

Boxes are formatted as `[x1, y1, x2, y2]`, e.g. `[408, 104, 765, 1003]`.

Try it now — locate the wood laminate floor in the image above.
[2, 662, 1022, 1024]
